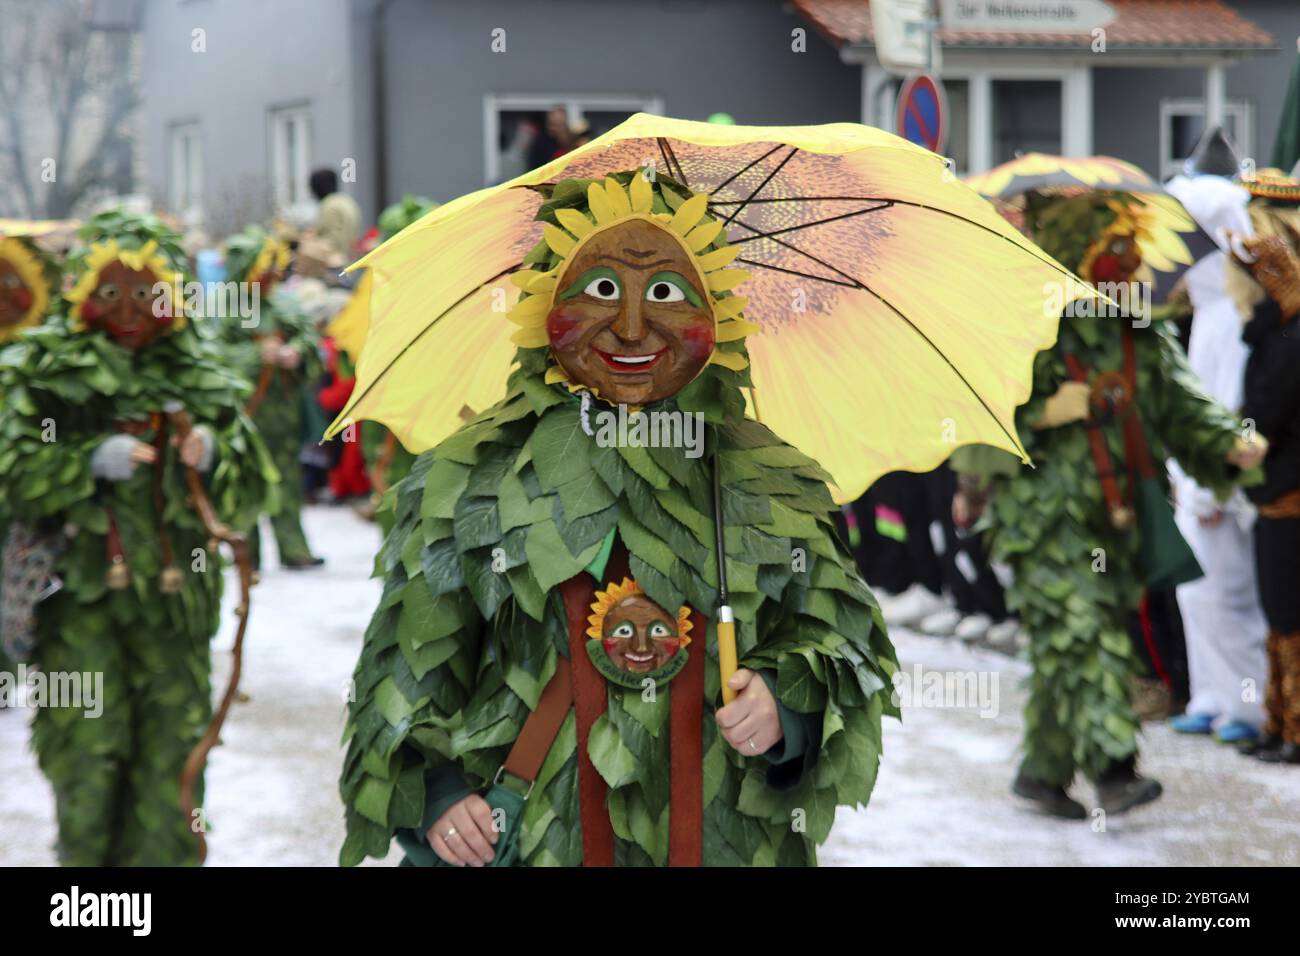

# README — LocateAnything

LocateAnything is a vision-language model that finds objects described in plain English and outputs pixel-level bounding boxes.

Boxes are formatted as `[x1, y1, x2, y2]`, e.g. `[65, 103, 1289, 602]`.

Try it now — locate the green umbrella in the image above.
[1271, 41, 1300, 172]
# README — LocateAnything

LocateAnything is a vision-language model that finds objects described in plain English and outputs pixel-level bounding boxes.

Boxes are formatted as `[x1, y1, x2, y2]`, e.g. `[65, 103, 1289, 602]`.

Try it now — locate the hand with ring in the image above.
[714, 668, 783, 757]
[426, 792, 497, 867]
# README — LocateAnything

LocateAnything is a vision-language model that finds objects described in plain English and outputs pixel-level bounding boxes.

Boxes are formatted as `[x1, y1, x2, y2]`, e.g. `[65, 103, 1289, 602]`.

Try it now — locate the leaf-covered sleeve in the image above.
[339, 450, 489, 866]
[1147, 321, 1240, 495]
[723, 429, 898, 847]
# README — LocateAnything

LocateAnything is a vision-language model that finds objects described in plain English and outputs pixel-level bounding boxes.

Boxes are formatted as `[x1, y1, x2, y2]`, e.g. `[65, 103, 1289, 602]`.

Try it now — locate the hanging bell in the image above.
[159, 565, 185, 594]
[1109, 505, 1136, 531]
[105, 556, 131, 590]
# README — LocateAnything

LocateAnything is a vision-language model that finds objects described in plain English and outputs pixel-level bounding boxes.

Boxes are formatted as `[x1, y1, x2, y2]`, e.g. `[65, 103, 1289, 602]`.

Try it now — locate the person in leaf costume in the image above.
[0, 210, 276, 865]
[219, 227, 324, 569]
[333, 195, 438, 534]
[339, 173, 896, 867]
[952, 194, 1265, 819]
[0, 232, 60, 691]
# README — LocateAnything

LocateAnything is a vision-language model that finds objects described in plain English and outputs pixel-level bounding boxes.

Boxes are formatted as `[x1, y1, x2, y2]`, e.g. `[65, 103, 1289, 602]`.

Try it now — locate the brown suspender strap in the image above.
[1062, 351, 1128, 516]
[668, 607, 706, 867]
[501, 656, 573, 785]
[245, 362, 274, 418]
[1118, 327, 1157, 483]
[560, 574, 616, 867]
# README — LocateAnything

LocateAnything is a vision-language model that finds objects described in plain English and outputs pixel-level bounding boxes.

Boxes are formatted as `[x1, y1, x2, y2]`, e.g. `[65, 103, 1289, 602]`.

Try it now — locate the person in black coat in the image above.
[1236, 224, 1300, 764]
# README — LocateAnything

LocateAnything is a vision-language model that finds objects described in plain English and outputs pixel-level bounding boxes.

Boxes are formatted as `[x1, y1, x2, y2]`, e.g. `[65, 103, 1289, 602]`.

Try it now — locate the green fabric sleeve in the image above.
[393, 763, 474, 864]
[757, 669, 821, 792]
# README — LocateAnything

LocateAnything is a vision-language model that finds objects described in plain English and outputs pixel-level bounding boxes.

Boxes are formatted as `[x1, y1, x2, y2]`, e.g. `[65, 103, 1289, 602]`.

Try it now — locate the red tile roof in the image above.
[792, 0, 1276, 50]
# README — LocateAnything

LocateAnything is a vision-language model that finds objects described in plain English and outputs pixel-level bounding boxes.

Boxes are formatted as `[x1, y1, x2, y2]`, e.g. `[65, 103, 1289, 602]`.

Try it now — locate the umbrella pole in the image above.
[712, 436, 739, 703]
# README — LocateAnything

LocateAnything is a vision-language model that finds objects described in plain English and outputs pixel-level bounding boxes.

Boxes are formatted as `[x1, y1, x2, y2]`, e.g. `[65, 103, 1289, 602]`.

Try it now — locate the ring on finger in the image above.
[747, 737, 758, 753]
[445, 826, 458, 840]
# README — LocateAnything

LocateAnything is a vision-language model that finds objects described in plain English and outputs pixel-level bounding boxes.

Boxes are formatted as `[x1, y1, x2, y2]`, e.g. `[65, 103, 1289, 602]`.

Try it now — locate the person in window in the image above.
[309, 168, 362, 262]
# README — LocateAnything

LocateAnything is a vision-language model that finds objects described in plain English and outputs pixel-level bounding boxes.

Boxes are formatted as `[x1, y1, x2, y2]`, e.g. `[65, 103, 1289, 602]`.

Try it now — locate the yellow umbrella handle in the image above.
[717, 605, 739, 704]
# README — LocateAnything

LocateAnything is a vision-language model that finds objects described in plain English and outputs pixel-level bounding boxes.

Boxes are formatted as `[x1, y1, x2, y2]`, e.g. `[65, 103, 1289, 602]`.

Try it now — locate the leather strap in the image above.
[668, 608, 706, 867]
[1062, 351, 1127, 517]
[561, 574, 616, 867]
[1117, 328, 1157, 482]
[245, 361, 275, 417]
[501, 656, 573, 784]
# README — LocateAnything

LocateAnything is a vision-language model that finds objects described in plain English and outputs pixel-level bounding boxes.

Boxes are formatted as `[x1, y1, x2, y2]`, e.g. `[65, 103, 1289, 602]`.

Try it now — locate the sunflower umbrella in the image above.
[327, 114, 1098, 501]
[965, 153, 1216, 302]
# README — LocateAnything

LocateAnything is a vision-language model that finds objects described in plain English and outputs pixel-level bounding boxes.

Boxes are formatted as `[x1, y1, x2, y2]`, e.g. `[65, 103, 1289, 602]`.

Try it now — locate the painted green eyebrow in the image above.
[645, 271, 703, 307]
[559, 266, 621, 301]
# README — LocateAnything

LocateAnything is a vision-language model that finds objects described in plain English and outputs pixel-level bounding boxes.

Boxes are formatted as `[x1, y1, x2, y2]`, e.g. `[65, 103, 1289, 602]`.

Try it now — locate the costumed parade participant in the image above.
[1163, 130, 1270, 745]
[219, 226, 324, 569]
[1228, 168, 1300, 764]
[953, 189, 1265, 818]
[330, 116, 1098, 866]
[0, 210, 275, 864]
[325, 195, 438, 531]
[0, 224, 62, 699]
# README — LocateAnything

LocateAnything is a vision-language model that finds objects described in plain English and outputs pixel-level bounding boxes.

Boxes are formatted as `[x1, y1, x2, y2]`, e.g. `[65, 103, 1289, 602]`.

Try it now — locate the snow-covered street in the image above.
[2, 503, 1297, 867]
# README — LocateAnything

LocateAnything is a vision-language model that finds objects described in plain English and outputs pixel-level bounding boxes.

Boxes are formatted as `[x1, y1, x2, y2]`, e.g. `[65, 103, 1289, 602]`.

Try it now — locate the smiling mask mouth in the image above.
[594, 347, 666, 371]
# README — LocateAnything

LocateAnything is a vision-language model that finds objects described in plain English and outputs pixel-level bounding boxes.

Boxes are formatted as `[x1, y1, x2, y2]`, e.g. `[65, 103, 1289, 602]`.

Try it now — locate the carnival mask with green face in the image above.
[602, 592, 683, 674]
[586, 577, 692, 685]
[1086, 233, 1142, 285]
[80, 260, 172, 350]
[0, 258, 34, 328]
[546, 218, 716, 405]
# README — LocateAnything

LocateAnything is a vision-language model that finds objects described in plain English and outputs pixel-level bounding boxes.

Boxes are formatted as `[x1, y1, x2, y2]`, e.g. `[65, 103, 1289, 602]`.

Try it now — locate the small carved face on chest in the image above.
[587, 577, 692, 677]
[546, 219, 715, 405]
[79, 261, 172, 350]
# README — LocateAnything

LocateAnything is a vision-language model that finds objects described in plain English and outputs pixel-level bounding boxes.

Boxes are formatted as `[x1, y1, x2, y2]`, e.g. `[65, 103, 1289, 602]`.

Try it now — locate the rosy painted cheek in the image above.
[547, 305, 587, 350]
[680, 322, 715, 360]
[603, 638, 623, 656]
[80, 302, 101, 322]
[11, 289, 32, 310]
[658, 638, 681, 658]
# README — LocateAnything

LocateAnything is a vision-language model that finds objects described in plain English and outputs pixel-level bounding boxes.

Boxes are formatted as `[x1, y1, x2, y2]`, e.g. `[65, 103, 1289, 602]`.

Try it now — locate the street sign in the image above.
[939, 0, 1115, 34]
[895, 74, 947, 154]
[871, 0, 935, 73]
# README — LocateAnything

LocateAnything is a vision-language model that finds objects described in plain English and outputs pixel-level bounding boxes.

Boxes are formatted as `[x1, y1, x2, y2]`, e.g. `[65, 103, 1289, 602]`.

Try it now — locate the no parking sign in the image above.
[895, 74, 947, 154]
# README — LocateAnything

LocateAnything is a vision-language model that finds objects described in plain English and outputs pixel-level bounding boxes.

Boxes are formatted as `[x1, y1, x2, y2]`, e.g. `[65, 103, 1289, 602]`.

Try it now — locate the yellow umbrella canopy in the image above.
[327, 114, 1096, 501]
[965, 153, 1212, 301]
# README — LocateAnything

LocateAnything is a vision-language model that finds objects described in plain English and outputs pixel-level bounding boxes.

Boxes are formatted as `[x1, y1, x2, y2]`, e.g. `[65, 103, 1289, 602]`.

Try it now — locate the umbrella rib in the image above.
[728, 217, 1029, 458]
[708, 143, 784, 198]
[656, 137, 686, 186]
[334, 261, 524, 426]
[659, 137, 688, 186]
[734, 257, 859, 289]
[723, 147, 798, 226]
[726, 202, 894, 244]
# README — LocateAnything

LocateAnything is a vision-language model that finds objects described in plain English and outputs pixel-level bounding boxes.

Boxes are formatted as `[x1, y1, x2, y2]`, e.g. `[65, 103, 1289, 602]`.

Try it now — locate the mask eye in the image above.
[1110, 239, 1128, 255]
[649, 621, 673, 638]
[610, 622, 634, 639]
[131, 284, 153, 302]
[96, 283, 120, 301]
[1, 275, 20, 289]
[646, 280, 685, 303]
[584, 276, 620, 301]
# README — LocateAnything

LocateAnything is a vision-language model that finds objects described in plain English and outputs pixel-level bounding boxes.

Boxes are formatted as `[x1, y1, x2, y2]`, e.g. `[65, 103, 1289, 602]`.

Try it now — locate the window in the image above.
[269, 105, 313, 220]
[1159, 99, 1253, 180]
[992, 80, 1063, 165]
[484, 94, 664, 185]
[168, 122, 203, 225]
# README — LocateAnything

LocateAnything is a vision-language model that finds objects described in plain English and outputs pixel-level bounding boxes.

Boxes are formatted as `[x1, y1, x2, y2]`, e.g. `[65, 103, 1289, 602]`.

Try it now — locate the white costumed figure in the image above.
[1166, 169, 1269, 742]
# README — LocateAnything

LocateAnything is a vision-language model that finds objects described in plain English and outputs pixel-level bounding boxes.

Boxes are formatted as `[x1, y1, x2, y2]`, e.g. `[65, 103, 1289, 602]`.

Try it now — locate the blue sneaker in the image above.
[1169, 712, 1215, 734]
[1214, 721, 1259, 744]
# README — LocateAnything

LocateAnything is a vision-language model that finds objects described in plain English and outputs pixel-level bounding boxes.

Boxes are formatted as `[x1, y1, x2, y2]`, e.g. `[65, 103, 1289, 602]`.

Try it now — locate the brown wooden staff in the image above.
[165, 401, 253, 863]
